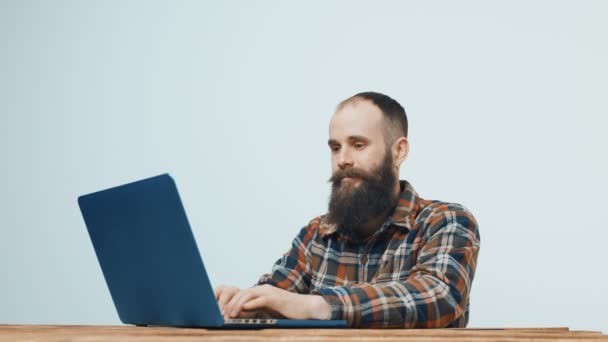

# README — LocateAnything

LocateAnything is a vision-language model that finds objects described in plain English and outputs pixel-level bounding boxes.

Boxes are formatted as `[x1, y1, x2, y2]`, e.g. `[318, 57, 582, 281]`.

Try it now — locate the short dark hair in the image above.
[339, 91, 408, 145]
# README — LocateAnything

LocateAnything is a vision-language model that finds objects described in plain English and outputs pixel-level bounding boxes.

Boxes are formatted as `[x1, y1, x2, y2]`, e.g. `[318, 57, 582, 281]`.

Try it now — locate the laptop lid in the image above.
[78, 174, 224, 327]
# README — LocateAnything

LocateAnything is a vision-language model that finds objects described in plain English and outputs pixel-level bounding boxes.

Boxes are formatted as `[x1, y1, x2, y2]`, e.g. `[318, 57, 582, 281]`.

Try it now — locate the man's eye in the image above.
[354, 143, 365, 148]
[330, 146, 339, 152]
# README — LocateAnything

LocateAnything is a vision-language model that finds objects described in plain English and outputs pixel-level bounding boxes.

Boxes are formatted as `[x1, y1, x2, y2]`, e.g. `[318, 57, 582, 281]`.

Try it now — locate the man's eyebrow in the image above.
[348, 135, 370, 143]
[327, 135, 370, 146]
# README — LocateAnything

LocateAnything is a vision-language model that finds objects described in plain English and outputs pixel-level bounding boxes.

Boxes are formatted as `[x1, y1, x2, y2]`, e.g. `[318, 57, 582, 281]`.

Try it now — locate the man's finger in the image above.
[230, 291, 255, 318]
[223, 292, 239, 318]
[242, 296, 268, 312]
[231, 286, 273, 318]
[224, 289, 248, 318]
[214, 285, 225, 300]
[217, 288, 236, 313]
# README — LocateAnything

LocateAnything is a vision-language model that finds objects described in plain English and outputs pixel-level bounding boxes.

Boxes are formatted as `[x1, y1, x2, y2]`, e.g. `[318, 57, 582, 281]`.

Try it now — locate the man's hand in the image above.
[214, 285, 257, 319]
[220, 284, 331, 320]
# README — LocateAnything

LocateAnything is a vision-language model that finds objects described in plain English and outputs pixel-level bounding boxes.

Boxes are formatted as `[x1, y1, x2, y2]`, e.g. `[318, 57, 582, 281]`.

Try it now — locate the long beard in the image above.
[326, 151, 397, 234]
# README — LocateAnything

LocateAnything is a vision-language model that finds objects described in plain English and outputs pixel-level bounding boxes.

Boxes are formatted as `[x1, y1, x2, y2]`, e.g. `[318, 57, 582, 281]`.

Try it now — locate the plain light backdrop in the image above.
[1, 0, 607, 332]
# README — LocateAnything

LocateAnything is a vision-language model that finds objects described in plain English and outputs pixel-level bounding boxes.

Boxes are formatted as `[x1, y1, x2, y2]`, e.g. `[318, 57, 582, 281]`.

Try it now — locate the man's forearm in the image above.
[308, 295, 331, 320]
[313, 275, 467, 328]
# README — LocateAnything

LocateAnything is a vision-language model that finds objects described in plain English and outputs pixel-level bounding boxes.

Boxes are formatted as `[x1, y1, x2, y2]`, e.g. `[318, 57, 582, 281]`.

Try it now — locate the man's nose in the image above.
[337, 149, 354, 169]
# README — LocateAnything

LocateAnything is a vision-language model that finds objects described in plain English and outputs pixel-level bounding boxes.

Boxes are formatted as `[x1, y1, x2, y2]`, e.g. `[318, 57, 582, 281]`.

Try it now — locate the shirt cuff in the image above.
[255, 273, 277, 287]
[311, 287, 348, 322]
[256, 280, 277, 287]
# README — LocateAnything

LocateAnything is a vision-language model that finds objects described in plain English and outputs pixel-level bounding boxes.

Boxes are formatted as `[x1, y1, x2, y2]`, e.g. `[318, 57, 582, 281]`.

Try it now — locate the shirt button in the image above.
[360, 254, 368, 264]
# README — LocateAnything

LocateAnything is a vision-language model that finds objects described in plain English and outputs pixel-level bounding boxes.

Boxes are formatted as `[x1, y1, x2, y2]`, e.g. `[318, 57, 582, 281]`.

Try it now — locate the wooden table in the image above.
[1, 325, 607, 341]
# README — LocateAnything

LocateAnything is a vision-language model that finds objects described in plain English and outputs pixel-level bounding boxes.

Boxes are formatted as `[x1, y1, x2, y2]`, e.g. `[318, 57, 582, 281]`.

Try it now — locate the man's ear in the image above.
[393, 137, 409, 168]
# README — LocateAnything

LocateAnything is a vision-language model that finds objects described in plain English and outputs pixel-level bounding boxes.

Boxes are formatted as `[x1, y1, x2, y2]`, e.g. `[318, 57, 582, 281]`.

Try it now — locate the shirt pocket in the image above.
[310, 258, 353, 289]
[309, 257, 338, 290]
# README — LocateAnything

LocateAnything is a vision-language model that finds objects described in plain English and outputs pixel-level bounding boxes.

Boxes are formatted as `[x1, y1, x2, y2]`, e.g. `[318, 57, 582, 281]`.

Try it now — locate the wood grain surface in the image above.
[1, 325, 607, 341]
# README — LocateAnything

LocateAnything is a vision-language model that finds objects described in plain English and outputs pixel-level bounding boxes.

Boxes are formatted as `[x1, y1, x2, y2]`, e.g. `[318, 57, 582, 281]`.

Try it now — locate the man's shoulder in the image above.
[417, 198, 476, 219]
[415, 198, 479, 234]
[307, 215, 324, 229]
[302, 214, 337, 239]
[289, 215, 327, 242]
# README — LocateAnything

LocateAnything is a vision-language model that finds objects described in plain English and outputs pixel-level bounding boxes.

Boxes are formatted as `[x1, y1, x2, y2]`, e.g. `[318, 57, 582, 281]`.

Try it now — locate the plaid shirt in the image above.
[257, 180, 480, 328]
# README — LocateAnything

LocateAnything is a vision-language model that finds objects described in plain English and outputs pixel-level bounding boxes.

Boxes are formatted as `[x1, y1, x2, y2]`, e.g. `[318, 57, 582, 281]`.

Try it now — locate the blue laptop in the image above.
[78, 174, 347, 329]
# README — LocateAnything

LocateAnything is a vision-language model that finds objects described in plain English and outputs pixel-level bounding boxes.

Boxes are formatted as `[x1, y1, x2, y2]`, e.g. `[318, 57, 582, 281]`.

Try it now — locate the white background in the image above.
[1, 0, 607, 332]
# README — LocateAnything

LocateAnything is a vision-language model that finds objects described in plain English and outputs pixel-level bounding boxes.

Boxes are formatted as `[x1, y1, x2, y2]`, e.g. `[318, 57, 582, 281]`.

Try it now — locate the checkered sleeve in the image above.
[256, 224, 315, 294]
[313, 204, 480, 328]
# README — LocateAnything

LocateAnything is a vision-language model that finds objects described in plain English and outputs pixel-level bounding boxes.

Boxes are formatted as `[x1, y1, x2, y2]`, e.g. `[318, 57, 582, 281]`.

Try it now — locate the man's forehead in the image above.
[329, 100, 384, 141]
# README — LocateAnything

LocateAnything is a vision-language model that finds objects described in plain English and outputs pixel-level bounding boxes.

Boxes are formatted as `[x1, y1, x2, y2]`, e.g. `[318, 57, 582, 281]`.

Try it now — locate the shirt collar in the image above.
[318, 180, 420, 240]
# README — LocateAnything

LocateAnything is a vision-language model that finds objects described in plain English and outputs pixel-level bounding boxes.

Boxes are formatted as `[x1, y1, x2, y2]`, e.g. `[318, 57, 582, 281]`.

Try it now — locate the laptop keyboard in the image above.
[224, 318, 278, 325]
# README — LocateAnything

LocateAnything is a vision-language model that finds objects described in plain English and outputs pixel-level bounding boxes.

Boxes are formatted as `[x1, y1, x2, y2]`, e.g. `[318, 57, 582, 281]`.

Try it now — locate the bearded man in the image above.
[214, 92, 480, 328]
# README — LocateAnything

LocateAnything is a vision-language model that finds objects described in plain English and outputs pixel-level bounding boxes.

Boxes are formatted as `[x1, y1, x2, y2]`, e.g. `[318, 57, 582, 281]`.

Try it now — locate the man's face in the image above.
[326, 100, 398, 232]
[328, 100, 388, 182]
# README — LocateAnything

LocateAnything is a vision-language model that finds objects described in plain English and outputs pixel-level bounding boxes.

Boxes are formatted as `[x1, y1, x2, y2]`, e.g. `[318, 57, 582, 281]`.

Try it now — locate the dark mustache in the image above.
[328, 168, 372, 183]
